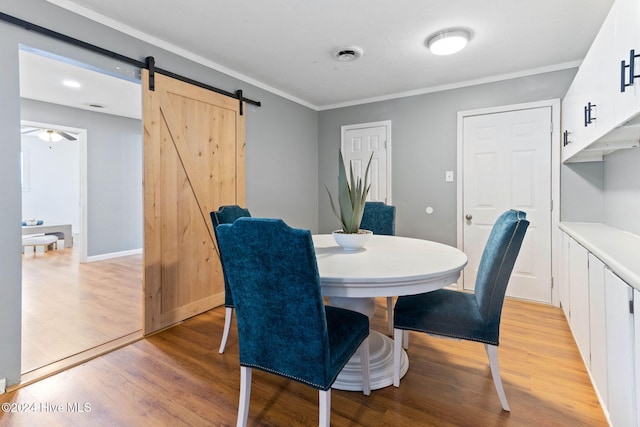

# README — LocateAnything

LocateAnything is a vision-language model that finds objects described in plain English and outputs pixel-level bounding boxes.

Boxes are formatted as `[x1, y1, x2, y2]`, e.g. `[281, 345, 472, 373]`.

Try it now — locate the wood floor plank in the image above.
[8, 250, 607, 427]
[21, 245, 141, 373]
[4, 273, 608, 426]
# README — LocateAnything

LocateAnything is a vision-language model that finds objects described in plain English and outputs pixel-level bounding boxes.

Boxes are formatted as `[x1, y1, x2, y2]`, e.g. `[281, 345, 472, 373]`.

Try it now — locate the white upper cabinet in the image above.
[561, 73, 586, 160]
[580, 7, 617, 144]
[562, 2, 617, 162]
[614, 0, 640, 124]
[562, 0, 640, 163]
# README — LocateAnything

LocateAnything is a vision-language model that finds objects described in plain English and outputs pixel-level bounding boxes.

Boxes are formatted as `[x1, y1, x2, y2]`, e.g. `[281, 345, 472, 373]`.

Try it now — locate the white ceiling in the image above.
[19, 49, 142, 120]
[25, 0, 615, 112]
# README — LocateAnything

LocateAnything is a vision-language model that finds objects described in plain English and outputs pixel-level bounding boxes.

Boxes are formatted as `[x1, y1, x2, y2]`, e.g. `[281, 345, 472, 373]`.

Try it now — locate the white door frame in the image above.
[455, 99, 561, 306]
[341, 120, 393, 204]
[21, 119, 89, 263]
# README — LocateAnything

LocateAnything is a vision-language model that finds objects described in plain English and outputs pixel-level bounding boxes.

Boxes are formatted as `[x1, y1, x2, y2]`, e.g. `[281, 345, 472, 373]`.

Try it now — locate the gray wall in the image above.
[244, 96, 319, 230]
[21, 133, 80, 233]
[560, 162, 604, 223]
[0, 22, 24, 388]
[21, 99, 143, 257]
[604, 148, 640, 235]
[319, 70, 577, 245]
[0, 0, 317, 387]
[558, 136, 640, 232]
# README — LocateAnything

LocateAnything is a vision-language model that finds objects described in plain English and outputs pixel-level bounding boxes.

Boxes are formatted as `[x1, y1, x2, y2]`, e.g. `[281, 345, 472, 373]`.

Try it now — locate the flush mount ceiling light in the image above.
[62, 79, 81, 88]
[426, 29, 472, 56]
[38, 130, 62, 142]
[331, 46, 363, 62]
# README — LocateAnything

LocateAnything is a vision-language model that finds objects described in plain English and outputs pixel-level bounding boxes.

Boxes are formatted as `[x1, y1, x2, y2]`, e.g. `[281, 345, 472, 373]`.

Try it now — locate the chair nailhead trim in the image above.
[241, 363, 325, 390]
[396, 327, 499, 346]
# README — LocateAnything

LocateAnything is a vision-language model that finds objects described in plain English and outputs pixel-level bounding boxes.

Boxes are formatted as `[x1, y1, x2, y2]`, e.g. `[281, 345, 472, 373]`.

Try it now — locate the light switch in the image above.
[445, 171, 454, 182]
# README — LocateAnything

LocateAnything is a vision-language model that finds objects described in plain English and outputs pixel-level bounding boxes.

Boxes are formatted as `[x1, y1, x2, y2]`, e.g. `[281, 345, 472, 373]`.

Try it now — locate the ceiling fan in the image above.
[21, 127, 77, 141]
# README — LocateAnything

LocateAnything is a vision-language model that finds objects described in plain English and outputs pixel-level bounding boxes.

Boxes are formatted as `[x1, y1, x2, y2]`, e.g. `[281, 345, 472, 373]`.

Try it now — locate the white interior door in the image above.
[462, 107, 552, 303]
[341, 121, 391, 203]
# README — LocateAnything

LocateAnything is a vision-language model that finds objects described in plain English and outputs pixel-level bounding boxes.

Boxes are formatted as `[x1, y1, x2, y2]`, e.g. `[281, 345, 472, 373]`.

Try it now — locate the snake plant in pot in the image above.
[325, 151, 374, 249]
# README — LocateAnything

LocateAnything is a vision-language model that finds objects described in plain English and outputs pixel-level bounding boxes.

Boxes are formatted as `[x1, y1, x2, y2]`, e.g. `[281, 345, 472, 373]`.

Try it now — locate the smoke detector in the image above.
[331, 46, 363, 62]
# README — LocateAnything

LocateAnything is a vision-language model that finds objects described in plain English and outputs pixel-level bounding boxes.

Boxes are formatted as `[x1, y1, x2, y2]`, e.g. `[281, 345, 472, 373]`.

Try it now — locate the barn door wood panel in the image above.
[142, 70, 245, 335]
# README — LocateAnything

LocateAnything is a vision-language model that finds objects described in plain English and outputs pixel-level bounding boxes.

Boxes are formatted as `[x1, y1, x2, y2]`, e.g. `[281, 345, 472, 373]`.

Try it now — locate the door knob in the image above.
[465, 214, 473, 220]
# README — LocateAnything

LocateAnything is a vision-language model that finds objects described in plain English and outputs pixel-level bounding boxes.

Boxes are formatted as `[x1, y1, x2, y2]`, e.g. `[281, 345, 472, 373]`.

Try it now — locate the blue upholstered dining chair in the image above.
[210, 205, 251, 354]
[360, 201, 395, 236]
[215, 217, 371, 427]
[360, 201, 397, 334]
[392, 209, 529, 412]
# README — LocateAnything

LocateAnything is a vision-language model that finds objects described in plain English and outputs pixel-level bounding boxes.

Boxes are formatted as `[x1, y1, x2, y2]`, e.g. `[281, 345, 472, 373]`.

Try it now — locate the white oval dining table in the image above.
[312, 234, 468, 391]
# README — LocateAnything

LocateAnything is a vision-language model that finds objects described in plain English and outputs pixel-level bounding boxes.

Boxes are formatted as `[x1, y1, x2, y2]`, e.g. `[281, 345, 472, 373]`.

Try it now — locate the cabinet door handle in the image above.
[621, 49, 640, 92]
[563, 130, 571, 146]
[584, 102, 596, 127]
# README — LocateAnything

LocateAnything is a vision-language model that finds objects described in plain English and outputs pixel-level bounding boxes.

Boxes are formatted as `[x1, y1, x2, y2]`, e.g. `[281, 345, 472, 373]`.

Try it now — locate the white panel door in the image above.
[341, 121, 391, 203]
[462, 107, 552, 302]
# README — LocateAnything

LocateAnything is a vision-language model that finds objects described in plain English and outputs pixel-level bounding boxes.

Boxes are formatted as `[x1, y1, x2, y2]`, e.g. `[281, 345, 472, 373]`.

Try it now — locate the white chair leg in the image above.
[319, 389, 330, 427]
[237, 366, 252, 427]
[387, 296, 394, 335]
[485, 344, 510, 411]
[359, 338, 371, 396]
[219, 307, 234, 354]
[403, 330, 409, 350]
[393, 328, 403, 387]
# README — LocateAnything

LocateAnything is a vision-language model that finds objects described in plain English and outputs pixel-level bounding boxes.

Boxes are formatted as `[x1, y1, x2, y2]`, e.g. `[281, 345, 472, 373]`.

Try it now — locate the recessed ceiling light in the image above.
[62, 79, 81, 88]
[331, 46, 363, 62]
[426, 29, 472, 56]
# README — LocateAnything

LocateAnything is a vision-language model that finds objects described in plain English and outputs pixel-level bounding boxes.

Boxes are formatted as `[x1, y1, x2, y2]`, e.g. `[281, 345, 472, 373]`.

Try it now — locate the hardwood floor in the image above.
[2, 296, 607, 426]
[21, 244, 142, 373]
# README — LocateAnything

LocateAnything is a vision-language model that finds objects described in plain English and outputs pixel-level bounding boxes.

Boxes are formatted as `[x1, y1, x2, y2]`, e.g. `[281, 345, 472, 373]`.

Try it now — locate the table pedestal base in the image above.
[332, 330, 408, 391]
[327, 296, 408, 390]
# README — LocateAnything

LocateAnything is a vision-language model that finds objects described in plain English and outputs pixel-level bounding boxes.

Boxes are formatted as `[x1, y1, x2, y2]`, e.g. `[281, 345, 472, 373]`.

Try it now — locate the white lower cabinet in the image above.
[635, 289, 640, 427]
[588, 254, 607, 404]
[560, 231, 638, 426]
[605, 269, 635, 427]
[568, 237, 590, 362]
[560, 232, 571, 319]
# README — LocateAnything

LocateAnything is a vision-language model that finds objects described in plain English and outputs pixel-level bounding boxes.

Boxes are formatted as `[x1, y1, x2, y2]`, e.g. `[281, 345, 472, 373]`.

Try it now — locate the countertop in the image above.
[560, 222, 640, 291]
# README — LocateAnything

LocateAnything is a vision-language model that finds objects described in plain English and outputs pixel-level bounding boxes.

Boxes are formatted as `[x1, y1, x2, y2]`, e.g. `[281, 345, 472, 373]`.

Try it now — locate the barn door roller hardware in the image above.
[144, 56, 259, 115]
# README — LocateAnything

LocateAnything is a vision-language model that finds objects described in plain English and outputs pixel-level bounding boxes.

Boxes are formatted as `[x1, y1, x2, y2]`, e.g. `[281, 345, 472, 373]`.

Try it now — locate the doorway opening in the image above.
[18, 46, 143, 383]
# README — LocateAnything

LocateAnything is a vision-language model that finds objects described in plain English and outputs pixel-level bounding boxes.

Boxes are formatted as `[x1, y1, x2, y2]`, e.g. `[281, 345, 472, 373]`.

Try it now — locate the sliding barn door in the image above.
[142, 70, 245, 334]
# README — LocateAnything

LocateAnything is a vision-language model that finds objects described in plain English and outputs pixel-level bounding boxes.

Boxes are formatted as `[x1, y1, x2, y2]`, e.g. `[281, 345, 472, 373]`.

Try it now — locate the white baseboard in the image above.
[86, 248, 142, 262]
[0, 378, 6, 394]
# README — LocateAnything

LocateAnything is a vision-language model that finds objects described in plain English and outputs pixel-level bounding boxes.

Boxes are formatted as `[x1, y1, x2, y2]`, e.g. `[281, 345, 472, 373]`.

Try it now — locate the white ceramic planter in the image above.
[332, 229, 373, 250]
